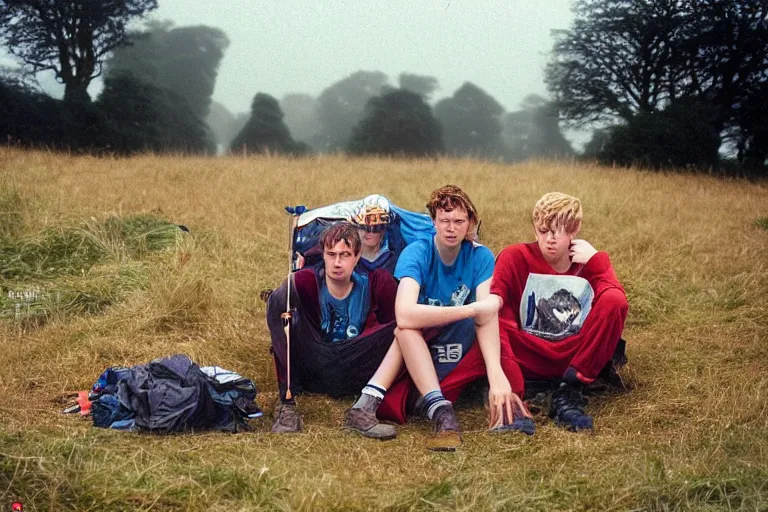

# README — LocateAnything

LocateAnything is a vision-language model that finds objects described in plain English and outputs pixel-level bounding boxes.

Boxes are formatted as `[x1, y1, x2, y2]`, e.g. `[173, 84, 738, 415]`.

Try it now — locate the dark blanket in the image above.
[267, 269, 397, 399]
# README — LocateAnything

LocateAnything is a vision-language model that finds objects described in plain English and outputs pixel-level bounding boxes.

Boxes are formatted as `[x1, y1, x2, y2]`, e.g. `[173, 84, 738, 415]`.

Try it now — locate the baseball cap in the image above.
[352, 195, 392, 232]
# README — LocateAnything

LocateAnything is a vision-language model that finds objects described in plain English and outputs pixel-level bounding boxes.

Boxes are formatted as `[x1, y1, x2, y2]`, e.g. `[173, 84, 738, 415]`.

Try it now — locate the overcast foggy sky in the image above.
[1, 0, 574, 116]
[150, 0, 574, 115]
[0, 0, 576, 118]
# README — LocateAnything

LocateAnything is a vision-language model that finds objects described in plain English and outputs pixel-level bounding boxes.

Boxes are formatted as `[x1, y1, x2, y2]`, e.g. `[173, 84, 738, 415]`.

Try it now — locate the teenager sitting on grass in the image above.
[356, 185, 533, 452]
[490, 192, 629, 431]
[266, 222, 402, 439]
[295, 195, 404, 276]
[351, 195, 398, 275]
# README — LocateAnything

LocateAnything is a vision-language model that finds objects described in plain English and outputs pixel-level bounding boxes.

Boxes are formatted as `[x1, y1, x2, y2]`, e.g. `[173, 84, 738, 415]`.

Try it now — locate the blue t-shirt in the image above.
[394, 238, 495, 379]
[319, 271, 371, 343]
[395, 238, 495, 308]
[322, 293, 351, 342]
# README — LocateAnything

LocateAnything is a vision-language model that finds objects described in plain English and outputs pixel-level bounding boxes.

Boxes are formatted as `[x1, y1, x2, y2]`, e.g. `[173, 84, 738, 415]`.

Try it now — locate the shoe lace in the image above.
[552, 387, 588, 421]
[276, 404, 298, 425]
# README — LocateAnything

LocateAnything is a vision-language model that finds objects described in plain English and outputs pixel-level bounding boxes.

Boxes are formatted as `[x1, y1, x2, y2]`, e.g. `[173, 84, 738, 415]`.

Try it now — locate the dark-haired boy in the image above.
[266, 222, 401, 439]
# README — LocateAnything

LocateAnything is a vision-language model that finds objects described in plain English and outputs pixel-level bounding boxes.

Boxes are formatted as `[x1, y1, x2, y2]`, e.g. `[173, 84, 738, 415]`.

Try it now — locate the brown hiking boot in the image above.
[342, 394, 396, 440]
[271, 403, 302, 433]
[342, 408, 397, 440]
[425, 403, 462, 452]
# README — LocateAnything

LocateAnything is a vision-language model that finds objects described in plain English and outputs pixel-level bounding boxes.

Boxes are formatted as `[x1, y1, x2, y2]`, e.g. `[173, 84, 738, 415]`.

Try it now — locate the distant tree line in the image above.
[0, 1, 573, 160]
[2, 0, 765, 176]
[0, 1, 225, 155]
[227, 71, 575, 161]
[0, 0, 575, 161]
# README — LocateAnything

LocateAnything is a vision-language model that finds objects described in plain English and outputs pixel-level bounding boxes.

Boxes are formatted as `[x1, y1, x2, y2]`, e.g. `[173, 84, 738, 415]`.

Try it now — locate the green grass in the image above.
[0, 186, 28, 239]
[0, 213, 183, 325]
[1, 148, 767, 511]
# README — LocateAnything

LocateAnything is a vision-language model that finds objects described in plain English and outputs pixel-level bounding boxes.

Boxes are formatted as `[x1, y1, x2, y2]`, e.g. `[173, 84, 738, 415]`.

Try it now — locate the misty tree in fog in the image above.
[502, 94, 574, 161]
[230, 93, 308, 156]
[281, 93, 321, 148]
[347, 89, 443, 157]
[434, 82, 505, 159]
[107, 21, 229, 120]
[97, 72, 210, 155]
[398, 73, 439, 101]
[206, 101, 249, 150]
[0, 0, 158, 102]
[315, 70, 389, 151]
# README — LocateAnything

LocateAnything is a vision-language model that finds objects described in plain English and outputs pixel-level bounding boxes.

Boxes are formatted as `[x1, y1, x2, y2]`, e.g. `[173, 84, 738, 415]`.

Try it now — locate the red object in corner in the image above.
[76, 390, 92, 415]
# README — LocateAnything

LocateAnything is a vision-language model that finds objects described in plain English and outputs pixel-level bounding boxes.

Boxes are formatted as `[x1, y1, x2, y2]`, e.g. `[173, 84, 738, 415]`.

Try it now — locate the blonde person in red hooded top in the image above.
[490, 192, 628, 432]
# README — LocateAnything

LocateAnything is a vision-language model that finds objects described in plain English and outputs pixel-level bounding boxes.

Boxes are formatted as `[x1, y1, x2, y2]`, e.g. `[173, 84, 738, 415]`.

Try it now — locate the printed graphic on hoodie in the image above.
[520, 274, 594, 341]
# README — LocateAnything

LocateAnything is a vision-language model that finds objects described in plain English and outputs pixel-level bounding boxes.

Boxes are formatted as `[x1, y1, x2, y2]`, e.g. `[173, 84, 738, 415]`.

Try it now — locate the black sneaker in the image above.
[271, 402, 302, 433]
[549, 383, 593, 431]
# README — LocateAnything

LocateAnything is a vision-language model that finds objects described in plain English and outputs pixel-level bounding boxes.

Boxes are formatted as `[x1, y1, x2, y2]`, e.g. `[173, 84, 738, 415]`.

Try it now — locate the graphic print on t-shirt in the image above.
[425, 282, 470, 307]
[434, 342, 463, 363]
[318, 271, 370, 343]
[322, 294, 355, 342]
[520, 274, 594, 341]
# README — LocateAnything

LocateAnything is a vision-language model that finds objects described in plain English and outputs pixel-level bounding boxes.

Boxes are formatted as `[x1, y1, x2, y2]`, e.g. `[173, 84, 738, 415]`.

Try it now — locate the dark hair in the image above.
[320, 221, 362, 255]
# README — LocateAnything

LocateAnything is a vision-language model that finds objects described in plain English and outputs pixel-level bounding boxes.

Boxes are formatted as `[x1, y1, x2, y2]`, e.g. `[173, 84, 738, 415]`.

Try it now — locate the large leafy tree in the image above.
[433, 82, 505, 159]
[547, 0, 768, 170]
[0, 0, 158, 101]
[347, 89, 443, 157]
[546, 0, 684, 124]
[106, 21, 229, 120]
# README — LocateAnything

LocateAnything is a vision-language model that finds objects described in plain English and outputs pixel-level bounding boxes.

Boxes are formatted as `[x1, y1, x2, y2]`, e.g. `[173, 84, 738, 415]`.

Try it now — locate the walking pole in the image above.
[281, 206, 305, 400]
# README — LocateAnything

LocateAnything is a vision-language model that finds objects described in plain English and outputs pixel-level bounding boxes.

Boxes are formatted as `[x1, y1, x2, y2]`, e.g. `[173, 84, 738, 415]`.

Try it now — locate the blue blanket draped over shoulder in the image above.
[290, 197, 434, 272]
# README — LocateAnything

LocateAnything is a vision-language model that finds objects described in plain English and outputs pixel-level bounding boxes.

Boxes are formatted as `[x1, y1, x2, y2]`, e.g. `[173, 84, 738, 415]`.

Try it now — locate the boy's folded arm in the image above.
[579, 250, 625, 296]
[394, 277, 477, 330]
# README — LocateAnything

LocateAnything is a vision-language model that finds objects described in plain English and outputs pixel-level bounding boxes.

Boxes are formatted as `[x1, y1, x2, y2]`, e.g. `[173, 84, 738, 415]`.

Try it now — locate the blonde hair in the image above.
[532, 192, 582, 234]
[426, 184, 480, 241]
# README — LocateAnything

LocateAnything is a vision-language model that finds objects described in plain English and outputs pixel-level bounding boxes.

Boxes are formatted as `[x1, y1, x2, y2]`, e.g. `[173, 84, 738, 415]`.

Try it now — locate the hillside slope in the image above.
[1, 148, 767, 511]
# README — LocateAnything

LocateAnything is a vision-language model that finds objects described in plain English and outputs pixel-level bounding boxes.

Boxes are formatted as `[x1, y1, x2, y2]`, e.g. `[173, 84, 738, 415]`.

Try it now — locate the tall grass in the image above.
[1, 211, 184, 328]
[1, 147, 767, 511]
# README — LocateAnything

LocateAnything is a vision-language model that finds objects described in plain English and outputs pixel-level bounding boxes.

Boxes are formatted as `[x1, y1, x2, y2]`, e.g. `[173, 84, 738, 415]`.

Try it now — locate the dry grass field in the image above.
[1, 147, 767, 511]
